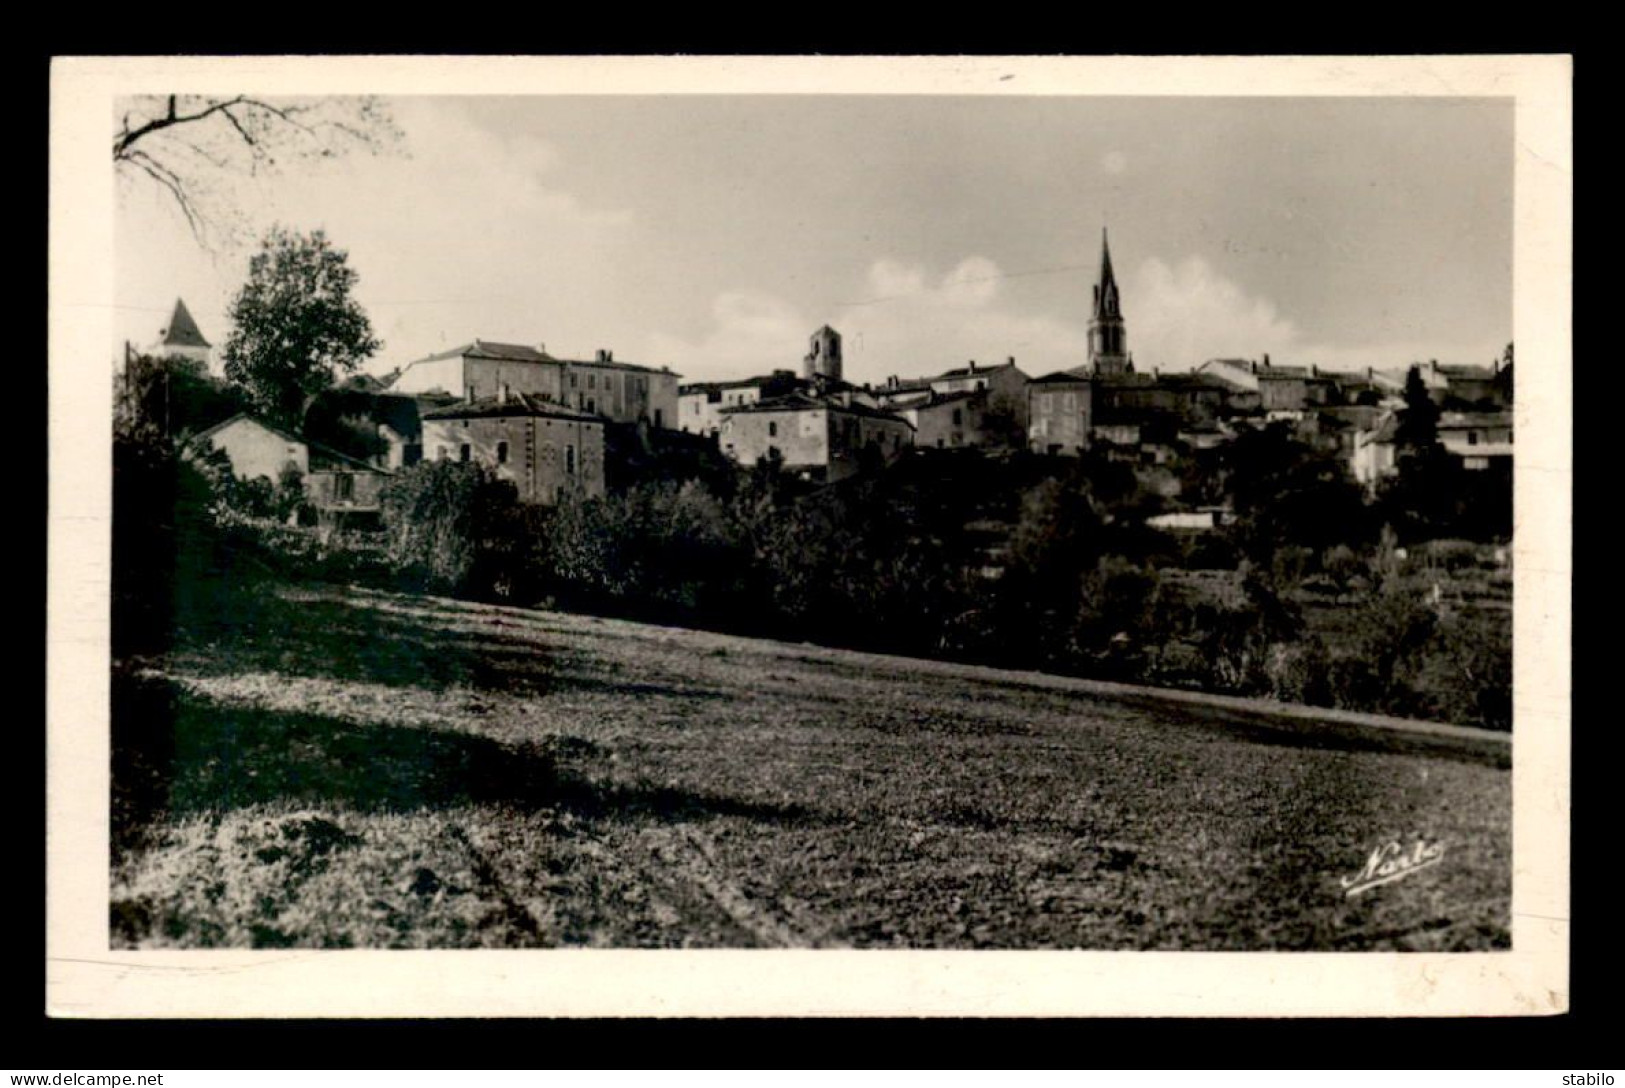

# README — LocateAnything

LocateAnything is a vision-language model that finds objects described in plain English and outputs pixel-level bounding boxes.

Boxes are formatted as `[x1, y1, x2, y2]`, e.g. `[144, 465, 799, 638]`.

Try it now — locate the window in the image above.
[333, 473, 354, 501]
[654, 409, 663, 427]
[497, 441, 509, 464]
[952, 408, 963, 425]
[1040, 395, 1053, 416]
[588, 374, 596, 390]
[570, 374, 578, 389]
[1063, 393, 1076, 412]
[769, 421, 778, 437]
[459, 444, 470, 462]
[586, 398, 596, 414]
[566, 445, 576, 475]
[1467, 431, 1479, 446]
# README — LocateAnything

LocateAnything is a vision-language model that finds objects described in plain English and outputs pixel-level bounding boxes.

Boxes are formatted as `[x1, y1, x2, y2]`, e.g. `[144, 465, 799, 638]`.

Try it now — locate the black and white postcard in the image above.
[47, 54, 1572, 1017]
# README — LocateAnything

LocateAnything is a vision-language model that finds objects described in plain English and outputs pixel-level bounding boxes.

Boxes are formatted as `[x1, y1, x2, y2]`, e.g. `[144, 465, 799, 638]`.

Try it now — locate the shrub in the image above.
[379, 460, 527, 596]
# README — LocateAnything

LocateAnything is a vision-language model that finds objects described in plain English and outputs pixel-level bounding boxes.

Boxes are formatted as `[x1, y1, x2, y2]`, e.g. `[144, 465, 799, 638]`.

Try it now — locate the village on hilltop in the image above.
[121, 230, 1514, 532]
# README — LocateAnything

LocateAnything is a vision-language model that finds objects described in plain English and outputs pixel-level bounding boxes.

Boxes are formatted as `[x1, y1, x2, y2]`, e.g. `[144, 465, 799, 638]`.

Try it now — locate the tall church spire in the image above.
[1095, 227, 1121, 320]
[1088, 228, 1130, 375]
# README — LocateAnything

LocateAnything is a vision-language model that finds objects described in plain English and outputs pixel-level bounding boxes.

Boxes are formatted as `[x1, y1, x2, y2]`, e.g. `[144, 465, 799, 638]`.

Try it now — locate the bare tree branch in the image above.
[114, 94, 402, 251]
[113, 94, 248, 160]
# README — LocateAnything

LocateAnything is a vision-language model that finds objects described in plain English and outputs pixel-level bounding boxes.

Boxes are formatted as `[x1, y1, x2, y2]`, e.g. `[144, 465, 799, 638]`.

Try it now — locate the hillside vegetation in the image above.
[112, 576, 1510, 950]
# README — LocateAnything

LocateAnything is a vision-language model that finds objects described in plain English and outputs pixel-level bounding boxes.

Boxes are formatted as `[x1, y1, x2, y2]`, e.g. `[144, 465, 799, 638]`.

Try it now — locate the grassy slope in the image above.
[112, 581, 1511, 950]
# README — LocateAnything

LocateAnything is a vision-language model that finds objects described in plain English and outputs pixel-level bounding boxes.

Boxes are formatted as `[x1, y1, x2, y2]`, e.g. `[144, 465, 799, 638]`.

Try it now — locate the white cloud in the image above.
[646, 256, 1097, 385]
[838, 257, 1091, 382]
[1127, 255, 1503, 374]
[643, 289, 810, 380]
[1129, 256, 1301, 371]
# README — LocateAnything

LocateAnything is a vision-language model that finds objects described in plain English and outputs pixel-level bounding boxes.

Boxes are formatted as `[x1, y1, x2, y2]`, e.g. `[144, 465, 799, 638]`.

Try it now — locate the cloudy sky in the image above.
[115, 94, 1513, 385]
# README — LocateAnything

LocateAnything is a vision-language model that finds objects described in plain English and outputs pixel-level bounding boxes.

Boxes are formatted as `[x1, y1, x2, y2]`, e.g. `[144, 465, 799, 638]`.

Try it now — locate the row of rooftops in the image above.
[404, 338, 679, 376]
[154, 298, 1501, 408]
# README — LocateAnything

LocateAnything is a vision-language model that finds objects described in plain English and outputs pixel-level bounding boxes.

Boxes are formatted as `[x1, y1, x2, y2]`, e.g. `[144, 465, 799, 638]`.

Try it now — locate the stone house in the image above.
[718, 392, 914, 482]
[1026, 371, 1093, 455]
[189, 414, 391, 523]
[1437, 410, 1514, 470]
[901, 391, 990, 450]
[388, 339, 679, 429]
[927, 358, 1031, 430]
[420, 390, 606, 505]
[678, 370, 803, 438]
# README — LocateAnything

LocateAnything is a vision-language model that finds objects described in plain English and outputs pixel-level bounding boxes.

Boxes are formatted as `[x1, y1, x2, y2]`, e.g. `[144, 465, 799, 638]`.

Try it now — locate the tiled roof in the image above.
[1150, 373, 1230, 391]
[1434, 363, 1497, 380]
[1029, 370, 1092, 384]
[159, 298, 210, 349]
[1439, 410, 1512, 429]
[906, 390, 982, 410]
[191, 412, 304, 449]
[1360, 413, 1401, 445]
[420, 391, 603, 422]
[723, 392, 912, 424]
[410, 340, 558, 366]
[307, 441, 390, 474]
[560, 355, 675, 376]
[189, 413, 388, 474]
[933, 360, 1019, 380]
[681, 372, 800, 395]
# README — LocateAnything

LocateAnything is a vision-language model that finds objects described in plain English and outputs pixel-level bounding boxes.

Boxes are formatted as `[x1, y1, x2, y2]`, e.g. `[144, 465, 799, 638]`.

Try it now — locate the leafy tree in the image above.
[1394, 364, 1441, 457]
[379, 460, 525, 596]
[114, 350, 246, 442]
[1222, 424, 1373, 560]
[114, 95, 401, 247]
[222, 227, 382, 429]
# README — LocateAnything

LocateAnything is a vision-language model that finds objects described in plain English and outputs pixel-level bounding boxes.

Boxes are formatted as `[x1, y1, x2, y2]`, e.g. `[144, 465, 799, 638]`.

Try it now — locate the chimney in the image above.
[1262, 353, 1271, 368]
[1430, 359, 1439, 373]
[1251, 360, 1259, 376]
[1007, 356, 1015, 367]
[968, 360, 977, 373]
[499, 383, 509, 405]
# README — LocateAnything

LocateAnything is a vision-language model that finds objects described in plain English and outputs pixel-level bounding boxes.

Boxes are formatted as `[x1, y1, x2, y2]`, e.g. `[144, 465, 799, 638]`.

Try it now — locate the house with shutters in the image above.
[419, 389, 606, 505]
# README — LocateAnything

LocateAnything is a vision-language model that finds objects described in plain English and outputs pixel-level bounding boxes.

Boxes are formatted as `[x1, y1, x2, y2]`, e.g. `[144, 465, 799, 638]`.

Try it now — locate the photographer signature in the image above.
[1340, 839, 1446, 897]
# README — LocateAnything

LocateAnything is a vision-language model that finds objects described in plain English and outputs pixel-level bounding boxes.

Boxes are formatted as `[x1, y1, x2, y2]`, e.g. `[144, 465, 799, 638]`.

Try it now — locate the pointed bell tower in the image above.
[1088, 229, 1130, 376]
[151, 298, 213, 367]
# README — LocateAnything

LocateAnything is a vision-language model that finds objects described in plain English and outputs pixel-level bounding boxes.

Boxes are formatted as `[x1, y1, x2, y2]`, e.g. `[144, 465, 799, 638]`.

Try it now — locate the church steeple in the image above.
[1088, 228, 1130, 375]
[1095, 227, 1121, 320]
[150, 297, 212, 366]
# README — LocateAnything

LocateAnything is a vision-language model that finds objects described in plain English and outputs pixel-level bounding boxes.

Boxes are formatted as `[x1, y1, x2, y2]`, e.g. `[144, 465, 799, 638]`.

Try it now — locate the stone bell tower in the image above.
[803, 325, 843, 384]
